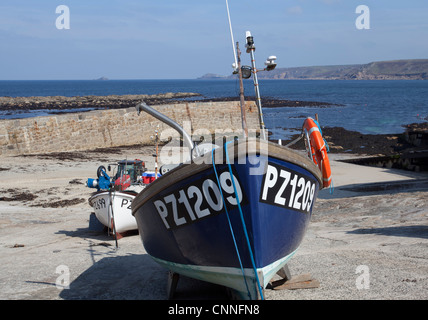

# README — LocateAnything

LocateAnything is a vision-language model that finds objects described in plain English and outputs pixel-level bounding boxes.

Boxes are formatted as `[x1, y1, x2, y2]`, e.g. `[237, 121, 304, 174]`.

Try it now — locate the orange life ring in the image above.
[303, 117, 332, 188]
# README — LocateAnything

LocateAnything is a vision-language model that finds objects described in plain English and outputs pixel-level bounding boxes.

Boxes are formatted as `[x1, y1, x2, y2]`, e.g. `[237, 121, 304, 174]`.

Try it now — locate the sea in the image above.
[0, 79, 427, 141]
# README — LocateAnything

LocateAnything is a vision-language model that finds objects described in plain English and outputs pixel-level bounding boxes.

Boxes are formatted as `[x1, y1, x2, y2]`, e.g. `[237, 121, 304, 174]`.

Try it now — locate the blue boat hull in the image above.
[132, 139, 322, 299]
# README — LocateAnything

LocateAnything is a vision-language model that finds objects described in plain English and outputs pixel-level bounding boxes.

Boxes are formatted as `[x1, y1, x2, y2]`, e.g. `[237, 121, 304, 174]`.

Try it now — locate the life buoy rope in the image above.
[303, 117, 332, 188]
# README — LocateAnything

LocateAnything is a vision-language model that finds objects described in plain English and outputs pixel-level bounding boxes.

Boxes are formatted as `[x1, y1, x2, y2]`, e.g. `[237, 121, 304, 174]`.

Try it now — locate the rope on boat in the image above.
[224, 140, 265, 300]
[285, 133, 303, 147]
[313, 118, 330, 152]
[211, 149, 252, 300]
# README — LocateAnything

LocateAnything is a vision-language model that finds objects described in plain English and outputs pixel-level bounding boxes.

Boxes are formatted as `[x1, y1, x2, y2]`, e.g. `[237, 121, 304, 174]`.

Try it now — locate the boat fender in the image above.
[302, 117, 332, 188]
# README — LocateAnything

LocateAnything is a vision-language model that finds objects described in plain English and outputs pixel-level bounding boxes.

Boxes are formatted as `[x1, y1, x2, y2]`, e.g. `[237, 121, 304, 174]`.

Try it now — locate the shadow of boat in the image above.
[59, 254, 229, 300]
[347, 225, 428, 240]
[318, 178, 428, 200]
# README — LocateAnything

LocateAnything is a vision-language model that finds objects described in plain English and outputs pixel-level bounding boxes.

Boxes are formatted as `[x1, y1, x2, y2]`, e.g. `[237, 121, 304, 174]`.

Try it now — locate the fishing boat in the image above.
[133, 135, 326, 299]
[132, 107, 331, 299]
[88, 188, 140, 236]
[87, 159, 157, 236]
[131, 3, 332, 299]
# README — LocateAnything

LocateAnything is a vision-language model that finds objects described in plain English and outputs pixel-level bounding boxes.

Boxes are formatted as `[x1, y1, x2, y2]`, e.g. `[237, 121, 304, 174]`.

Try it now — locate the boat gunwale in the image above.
[88, 190, 138, 204]
[131, 138, 322, 214]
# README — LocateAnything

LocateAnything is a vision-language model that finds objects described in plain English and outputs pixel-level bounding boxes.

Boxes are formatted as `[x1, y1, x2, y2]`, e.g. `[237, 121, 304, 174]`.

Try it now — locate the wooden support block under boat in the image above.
[271, 273, 320, 290]
[276, 264, 292, 281]
[167, 271, 180, 300]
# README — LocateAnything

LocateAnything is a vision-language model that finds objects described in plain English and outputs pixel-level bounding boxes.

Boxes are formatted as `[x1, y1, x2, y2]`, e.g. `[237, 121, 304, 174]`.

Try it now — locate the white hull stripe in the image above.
[149, 248, 299, 297]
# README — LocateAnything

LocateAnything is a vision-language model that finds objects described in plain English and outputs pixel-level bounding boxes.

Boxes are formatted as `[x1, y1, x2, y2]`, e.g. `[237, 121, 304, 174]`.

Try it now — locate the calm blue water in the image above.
[1, 79, 427, 140]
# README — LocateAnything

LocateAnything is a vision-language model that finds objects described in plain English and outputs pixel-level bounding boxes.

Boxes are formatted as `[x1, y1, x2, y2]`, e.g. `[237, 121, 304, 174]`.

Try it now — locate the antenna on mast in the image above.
[226, 0, 238, 72]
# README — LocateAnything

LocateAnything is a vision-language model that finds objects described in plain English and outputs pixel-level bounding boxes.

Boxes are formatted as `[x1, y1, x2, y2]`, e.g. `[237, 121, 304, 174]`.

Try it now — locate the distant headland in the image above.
[199, 59, 428, 80]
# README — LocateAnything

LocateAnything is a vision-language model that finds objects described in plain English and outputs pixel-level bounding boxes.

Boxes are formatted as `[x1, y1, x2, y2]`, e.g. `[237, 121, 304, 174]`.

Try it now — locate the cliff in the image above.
[200, 59, 428, 80]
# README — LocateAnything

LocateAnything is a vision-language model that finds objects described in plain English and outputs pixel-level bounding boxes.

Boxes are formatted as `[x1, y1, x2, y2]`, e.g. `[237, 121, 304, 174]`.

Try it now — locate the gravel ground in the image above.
[0, 145, 427, 301]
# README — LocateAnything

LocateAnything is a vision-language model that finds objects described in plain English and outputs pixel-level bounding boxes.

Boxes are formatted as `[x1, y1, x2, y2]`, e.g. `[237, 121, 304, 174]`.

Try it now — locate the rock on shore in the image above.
[281, 122, 428, 157]
[0, 92, 201, 111]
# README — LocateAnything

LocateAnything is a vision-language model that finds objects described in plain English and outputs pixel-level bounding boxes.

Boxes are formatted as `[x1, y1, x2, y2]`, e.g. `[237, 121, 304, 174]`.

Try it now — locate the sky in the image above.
[0, 0, 427, 80]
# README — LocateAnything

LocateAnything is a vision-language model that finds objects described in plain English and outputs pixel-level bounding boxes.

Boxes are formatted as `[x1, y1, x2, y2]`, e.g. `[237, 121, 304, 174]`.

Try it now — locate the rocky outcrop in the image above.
[0, 92, 201, 112]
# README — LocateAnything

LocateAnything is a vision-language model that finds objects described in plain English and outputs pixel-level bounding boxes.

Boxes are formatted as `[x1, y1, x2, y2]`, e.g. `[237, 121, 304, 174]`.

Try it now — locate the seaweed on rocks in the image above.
[279, 123, 427, 156]
[0, 93, 201, 113]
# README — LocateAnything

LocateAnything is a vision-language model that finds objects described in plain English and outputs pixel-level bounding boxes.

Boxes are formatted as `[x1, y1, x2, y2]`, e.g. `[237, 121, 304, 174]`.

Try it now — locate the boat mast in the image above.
[246, 31, 267, 140]
[226, 0, 248, 138]
[154, 126, 159, 179]
[226, 0, 238, 68]
[236, 42, 248, 138]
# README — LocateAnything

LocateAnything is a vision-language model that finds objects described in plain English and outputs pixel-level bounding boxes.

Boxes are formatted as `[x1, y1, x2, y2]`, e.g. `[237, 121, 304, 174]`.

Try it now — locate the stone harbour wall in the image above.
[0, 101, 259, 156]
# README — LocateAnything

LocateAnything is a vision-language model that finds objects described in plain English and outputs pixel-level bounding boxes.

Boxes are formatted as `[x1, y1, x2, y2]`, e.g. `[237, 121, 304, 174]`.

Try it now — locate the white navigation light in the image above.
[245, 30, 255, 53]
[232, 62, 238, 74]
[265, 55, 277, 71]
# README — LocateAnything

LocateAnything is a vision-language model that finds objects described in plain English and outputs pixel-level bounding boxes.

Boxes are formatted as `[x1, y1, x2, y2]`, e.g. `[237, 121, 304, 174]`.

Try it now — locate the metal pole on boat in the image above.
[236, 42, 248, 138]
[225, 0, 238, 69]
[135, 101, 199, 158]
[246, 31, 267, 140]
[225, 1, 248, 138]
[109, 190, 119, 248]
[155, 127, 159, 179]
